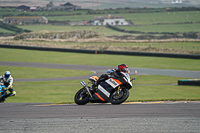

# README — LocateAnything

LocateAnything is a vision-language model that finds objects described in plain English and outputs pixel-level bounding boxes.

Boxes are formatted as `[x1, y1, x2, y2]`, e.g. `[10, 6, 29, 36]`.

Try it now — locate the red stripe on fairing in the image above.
[112, 78, 122, 85]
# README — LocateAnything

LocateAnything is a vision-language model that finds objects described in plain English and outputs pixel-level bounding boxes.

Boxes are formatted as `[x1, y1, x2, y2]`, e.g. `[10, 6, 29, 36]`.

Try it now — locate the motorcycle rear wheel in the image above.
[110, 88, 129, 105]
[74, 88, 90, 105]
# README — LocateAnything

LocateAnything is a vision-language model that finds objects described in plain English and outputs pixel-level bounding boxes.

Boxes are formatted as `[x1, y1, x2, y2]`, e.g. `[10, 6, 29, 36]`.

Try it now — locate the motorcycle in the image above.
[0, 83, 7, 103]
[74, 71, 135, 105]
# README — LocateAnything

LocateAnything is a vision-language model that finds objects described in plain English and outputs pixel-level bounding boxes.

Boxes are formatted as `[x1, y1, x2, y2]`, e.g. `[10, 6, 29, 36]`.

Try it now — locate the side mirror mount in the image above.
[131, 77, 135, 81]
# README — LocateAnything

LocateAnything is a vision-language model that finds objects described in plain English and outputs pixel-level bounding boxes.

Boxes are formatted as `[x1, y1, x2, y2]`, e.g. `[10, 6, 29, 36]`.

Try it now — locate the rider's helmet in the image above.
[118, 64, 129, 74]
[4, 71, 11, 80]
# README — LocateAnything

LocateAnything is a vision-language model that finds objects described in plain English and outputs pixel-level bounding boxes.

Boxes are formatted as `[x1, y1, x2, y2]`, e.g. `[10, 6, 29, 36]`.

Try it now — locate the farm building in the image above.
[38, 2, 81, 11]
[3, 16, 48, 25]
[14, 2, 81, 12]
[91, 15, 131, 26]
[16, 5, 30, 12]
[60, 2, 81, 10]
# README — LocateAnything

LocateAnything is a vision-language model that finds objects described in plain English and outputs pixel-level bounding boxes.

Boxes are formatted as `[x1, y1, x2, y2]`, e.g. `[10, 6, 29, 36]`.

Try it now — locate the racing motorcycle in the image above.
[0, 83, 7, 103]
[74, 71, 135, 105]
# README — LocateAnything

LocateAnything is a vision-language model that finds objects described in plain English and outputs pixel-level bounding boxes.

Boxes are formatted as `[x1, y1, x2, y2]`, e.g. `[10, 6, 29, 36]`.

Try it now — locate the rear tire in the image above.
[110, 89, 129, 105]
[74, 88, 90, 105]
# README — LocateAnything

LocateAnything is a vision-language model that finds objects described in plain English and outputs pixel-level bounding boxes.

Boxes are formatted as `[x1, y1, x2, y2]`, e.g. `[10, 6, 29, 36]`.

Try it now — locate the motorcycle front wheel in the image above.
[110, 88, 129, 105]
[74, 88, 90, 105]
[0, 97, 6, 103]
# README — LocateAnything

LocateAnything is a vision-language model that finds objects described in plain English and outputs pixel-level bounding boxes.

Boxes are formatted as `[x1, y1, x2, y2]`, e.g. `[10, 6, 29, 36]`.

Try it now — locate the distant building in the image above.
[30, 7, 38, 11]
[91, 15, 131, 26]
[3, 16, 48, 25]
[172, 0, 182, 4]
[38, 2, 81, 11]
[16, 5, 30, 12]
[60, 2, 81, 10]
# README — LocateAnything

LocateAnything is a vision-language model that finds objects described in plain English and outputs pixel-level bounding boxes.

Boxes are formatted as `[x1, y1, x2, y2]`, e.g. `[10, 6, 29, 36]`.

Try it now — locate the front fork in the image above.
[80, 81, 93, 98]
[116, 86, 122, 95]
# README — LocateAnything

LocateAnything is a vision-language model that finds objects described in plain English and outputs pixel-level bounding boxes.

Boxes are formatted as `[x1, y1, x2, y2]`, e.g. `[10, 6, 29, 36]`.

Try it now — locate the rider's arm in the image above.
[107, 69, 115, 75]
[99, 74, 109, 80]
[7, 76, 13, 89]
[0, 75, 3, 83]
[8, 77, 16, 96]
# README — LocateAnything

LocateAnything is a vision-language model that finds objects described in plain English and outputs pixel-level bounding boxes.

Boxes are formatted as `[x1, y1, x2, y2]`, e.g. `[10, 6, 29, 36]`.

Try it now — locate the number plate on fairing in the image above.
[105, 78, 120, 88]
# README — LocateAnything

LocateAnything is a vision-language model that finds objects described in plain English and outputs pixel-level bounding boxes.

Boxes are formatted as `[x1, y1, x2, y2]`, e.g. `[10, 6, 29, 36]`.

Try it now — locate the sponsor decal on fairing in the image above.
[105, 78, 120, 88]
[98, 85, 110, 98]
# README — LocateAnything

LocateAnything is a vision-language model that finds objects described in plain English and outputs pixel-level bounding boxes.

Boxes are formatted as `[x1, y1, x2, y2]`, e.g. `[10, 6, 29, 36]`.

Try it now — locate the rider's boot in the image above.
[90, 80, 99, 92]
[91, 74, 107, 90]
[90, 75, 106, 92]
[90, 84, 96, 92]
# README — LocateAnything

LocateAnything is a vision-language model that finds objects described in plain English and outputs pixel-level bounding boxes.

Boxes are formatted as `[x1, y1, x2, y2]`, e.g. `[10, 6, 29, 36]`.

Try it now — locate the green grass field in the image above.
[120, 23, 200, 33]
[0, 27, 15, 33]
[0, 10, 199, 40]
[13, 10, 200, 36]
[0, 66, 93, 79]
[1, 10, 200, 25]
[17, 25, 133, 36]
[45, 11, 200, 24]
[17, 23, 200, 36]
[0, 48, 200, 103]
[1, 48, 200, 71]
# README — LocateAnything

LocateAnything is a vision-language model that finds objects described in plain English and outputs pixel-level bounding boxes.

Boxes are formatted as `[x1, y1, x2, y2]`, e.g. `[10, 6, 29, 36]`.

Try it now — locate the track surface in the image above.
[0, 102, 200, 133]
[1, 61, 200, 132]
[1, 102, 200, 119]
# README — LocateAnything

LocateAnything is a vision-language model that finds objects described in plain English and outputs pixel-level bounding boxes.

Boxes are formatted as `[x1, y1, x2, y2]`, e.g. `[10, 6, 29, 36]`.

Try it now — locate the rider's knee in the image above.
[10, 91, 16, 96]
[8, 88, 16, 96]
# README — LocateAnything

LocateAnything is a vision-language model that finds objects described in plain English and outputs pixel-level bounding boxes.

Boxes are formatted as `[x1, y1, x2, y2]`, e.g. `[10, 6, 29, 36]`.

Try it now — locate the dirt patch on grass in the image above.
[1, 30, 200, 55]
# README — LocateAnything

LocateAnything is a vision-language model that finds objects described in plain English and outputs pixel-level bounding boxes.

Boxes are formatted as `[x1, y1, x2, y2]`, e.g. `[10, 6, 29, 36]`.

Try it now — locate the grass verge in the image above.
[5, 75, 200, 103]
[0, 48, 200, 71]
[0, 66, 93, 79]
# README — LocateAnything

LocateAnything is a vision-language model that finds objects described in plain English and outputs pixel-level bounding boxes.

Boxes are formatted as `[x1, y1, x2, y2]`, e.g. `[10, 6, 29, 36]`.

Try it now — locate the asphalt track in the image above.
[0, 102, 200, 133]
[1, 61, 200, 132]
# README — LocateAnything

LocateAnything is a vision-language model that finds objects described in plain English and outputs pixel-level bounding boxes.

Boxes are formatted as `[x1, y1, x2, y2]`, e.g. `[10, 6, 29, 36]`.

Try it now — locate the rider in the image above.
[0, 71, 16, 101]
[91, 64, 130, 90]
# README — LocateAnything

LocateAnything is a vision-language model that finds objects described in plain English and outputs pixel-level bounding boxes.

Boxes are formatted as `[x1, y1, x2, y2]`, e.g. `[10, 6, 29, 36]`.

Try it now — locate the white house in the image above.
[91, 15, 129, 26]
[172, 0, 182, 4]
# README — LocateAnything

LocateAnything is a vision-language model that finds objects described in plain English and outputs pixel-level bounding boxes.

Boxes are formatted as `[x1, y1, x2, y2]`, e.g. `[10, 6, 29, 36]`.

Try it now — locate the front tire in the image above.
[110, 89, 129, 105]
[0, 97, 6, 103]
[74, 88, 90, 105]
